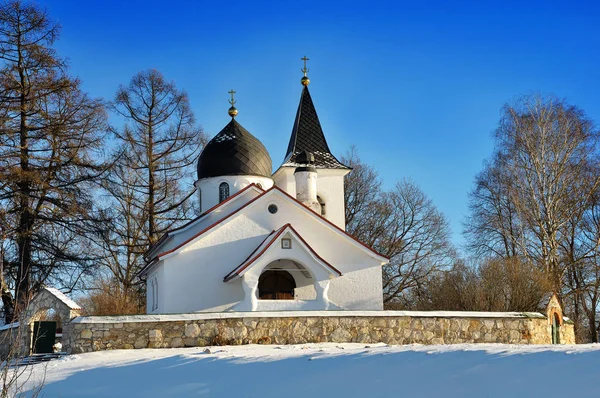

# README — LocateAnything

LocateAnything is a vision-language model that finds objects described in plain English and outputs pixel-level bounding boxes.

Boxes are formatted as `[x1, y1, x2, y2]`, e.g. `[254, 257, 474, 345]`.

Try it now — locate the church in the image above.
[139, 60, 389, 313]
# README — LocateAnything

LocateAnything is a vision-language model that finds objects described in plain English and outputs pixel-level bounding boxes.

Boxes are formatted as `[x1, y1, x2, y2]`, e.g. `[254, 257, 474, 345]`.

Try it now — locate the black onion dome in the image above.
[197, 119, 272, 179]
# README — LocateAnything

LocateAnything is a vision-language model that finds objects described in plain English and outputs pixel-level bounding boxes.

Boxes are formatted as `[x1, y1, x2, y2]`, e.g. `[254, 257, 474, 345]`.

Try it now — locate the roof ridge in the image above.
[223, 223, 341, 282]
[144, 183, 263, 260]
[140, 185, 387, 276]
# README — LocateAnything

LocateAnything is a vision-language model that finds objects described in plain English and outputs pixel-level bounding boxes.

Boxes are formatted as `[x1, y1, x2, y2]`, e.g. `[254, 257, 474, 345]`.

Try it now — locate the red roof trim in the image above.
[223, 223, 342, 282]
[271, 186, 389, 260]
[144, 183, 263, 259]
[286, 224, 342, 275]
[151, 187, 267, 261]
[223, 225, 288, 282]
[143, 183, 387, 275]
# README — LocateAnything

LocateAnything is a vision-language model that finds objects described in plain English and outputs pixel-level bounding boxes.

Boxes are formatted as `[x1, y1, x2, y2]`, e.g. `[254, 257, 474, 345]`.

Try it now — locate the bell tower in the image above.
[272, 57, 351, 229]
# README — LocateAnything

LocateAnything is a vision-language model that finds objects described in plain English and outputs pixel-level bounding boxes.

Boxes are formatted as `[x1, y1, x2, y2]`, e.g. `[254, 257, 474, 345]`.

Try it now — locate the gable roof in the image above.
[139, 185, 388, 276]
[41, 287, 82, 310]
[282, 86, 349, 170]
[144, 183, 264, 261]
[223, 223, 342, 282]
[272, 186, 388, 262]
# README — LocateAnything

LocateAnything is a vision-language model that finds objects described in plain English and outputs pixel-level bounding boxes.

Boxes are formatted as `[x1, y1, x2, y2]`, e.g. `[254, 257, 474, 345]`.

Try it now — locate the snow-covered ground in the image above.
[18, 343, 600, 397]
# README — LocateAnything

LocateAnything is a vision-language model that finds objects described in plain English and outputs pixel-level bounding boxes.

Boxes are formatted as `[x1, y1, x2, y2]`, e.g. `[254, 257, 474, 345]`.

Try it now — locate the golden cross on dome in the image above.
[301, 56, 309, 76]
[227, 89, 238, 118]
[228, 89, 236, 106]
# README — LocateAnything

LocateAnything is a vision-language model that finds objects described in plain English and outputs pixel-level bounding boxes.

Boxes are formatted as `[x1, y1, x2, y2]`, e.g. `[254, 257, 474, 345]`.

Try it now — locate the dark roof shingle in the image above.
[197, 119, 272, 179]
[282, 86, 349, 169]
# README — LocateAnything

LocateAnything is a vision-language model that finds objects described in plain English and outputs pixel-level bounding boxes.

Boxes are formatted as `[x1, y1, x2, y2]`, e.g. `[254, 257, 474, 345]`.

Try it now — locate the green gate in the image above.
[551, 314, 560, 344]
[32, 321, 57, 354]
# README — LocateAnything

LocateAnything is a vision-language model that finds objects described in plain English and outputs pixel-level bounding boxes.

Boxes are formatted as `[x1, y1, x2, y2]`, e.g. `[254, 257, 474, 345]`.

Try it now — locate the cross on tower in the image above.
[301, 56, 309, 76]
[228, 89, 236, 105]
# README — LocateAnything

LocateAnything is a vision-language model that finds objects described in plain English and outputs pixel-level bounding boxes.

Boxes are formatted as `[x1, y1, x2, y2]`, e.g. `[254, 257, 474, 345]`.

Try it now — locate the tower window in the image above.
[219, 182, 230, 202]
[198, 188, 202, 213]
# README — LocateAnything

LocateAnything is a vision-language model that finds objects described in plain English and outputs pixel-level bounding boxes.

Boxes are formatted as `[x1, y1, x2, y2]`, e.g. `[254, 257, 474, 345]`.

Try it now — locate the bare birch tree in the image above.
[464, 94, 600, 341]
[494, 95, 600, 291]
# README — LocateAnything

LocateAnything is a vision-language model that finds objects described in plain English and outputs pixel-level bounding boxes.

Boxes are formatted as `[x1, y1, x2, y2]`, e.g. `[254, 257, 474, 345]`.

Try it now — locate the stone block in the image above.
[134, 337, 148, 349]
[148, 329, 162, 341]
[330, 328, 352, 342]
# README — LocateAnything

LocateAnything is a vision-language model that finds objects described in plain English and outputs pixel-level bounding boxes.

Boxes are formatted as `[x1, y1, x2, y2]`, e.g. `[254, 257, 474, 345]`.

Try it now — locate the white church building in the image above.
[140, 65, 388, 313]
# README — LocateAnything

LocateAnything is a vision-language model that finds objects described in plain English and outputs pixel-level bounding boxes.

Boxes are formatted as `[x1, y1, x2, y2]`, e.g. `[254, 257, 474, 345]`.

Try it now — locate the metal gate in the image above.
[32, 321, 57, 354]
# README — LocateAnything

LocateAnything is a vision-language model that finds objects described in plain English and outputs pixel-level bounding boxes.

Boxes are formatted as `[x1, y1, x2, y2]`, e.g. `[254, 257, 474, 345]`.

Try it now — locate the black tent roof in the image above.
[282, 86, 349, 169]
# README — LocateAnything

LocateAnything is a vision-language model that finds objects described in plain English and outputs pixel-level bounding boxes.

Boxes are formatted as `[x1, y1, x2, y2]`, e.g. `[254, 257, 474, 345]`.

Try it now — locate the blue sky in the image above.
[35, 0, 600, 250]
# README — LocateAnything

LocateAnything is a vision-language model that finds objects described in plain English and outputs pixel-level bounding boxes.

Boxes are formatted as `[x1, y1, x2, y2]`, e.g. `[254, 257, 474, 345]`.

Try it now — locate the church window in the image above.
[317, 196, 326, 216]
[219, 182, 230, 202]
[281, 238, 291, 249]
[198, 189, 202, 213]
[268, 204, 278, 214]
[151, 278, 158, 311]
[258, 270, 296, 300]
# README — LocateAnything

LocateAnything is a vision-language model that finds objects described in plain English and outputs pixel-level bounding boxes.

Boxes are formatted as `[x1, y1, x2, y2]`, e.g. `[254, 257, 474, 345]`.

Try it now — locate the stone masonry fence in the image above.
[63, 310, 575, 354]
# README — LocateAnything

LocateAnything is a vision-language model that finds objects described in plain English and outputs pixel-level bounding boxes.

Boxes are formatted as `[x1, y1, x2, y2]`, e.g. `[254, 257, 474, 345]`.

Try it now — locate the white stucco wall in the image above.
[152, 190, 384, 313]
[194, 175, 274, 213]
[146, 263, 166, 314]
[146, 186, 263, 260]
[273, 167, 349, 229]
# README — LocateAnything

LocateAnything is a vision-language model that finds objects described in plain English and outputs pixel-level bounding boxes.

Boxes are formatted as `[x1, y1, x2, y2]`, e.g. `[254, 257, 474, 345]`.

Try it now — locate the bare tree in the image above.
[378, 181, 456, 304]
[495, 95, 600, 291]
[343, 145, 382, 229]
[411, 257, 551, 312]
[100, 69, 206, 303]
[464, 153, 526, 259]
[0, 0, 108, 318]
[464, 94, 600, 341]
[562, 189, 600, 342]
[342, 149, 455, 305]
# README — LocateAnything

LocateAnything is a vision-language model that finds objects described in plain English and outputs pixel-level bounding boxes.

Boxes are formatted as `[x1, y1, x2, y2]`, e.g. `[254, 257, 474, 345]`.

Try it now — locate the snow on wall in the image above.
[70, 310, 546, 324]
[43, 287, 82, 310]
[63, 310, 575, 354]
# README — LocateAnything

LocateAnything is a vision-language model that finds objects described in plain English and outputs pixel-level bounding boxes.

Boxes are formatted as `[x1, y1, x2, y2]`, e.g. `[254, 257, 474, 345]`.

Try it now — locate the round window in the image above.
[268, 204, 278, 214]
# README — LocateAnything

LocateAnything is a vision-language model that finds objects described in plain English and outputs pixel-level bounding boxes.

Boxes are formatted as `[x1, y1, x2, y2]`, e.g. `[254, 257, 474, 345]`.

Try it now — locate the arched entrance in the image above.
[258, 270, 296, 300]
[551, 312, 560, 344]
[22, 287, 82, 354]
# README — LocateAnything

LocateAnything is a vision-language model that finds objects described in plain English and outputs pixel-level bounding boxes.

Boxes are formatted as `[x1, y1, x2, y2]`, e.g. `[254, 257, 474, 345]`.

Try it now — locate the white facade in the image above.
[143, 188, 386, 313]
[273, 167, 349, 230]
[142, 81, 385, 314]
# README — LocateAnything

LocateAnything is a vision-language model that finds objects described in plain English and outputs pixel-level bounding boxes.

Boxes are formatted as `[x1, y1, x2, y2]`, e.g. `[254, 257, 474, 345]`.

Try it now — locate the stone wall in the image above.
[0, 324, 28, 359]
[62, 311, 576, 354]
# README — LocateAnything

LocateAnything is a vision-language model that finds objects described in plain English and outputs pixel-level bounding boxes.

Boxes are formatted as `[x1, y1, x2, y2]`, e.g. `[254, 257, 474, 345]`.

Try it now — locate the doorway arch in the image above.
[258, 270, 296, 300]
